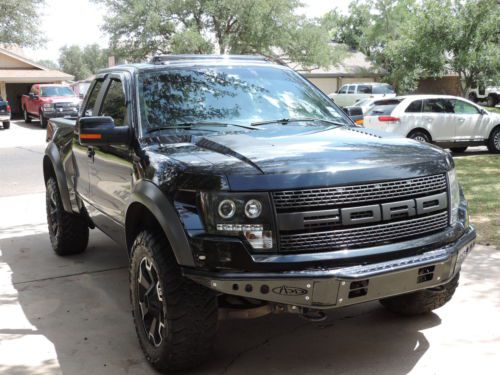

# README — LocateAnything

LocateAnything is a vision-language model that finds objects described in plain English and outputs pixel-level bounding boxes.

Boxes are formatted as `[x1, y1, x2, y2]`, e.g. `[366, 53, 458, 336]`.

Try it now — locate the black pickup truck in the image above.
[0, 96, 11, 129]
[43, 55, 475, 372]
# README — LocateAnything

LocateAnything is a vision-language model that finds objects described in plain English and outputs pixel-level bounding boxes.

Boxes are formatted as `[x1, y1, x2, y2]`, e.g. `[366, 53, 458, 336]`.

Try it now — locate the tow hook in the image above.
[299, 308, 327, 322]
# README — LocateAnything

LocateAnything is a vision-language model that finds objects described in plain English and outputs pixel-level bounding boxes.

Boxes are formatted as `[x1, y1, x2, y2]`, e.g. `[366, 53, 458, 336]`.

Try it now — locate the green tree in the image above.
[58, 44, 109, 80]
[0, 0, 45, 47]
[93, 0, 337, 69]
[36, 59, 59, 70]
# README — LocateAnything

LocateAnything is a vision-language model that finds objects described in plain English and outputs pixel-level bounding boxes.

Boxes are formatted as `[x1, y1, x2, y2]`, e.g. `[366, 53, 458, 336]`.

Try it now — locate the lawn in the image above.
[454, 154, 500, 248]
[483, 106, 500, 114]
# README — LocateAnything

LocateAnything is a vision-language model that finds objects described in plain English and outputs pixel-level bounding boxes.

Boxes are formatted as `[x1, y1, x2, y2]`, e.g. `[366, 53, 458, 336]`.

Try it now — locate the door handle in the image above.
[458, 118, 465, 123]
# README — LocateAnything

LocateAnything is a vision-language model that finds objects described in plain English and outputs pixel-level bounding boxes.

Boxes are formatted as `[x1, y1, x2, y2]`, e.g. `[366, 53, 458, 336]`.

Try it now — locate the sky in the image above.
[26, 0, 352, 63]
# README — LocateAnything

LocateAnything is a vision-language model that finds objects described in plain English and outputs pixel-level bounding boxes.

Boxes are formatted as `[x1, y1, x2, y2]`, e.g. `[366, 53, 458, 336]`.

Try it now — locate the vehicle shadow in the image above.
[0, 228, 444, 374]
[12, 120, 44, 131]
[452, 146, 491, 157]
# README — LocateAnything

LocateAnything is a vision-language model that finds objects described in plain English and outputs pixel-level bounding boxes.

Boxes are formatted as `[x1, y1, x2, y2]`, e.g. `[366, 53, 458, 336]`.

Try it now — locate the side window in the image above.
[405, 100, 422, 113]
[422, 99, 454, 113]
[99, 79, 127, 126]
[348, 85, 356, 94]
[357, 85, 372, 94]
[338, 85, 348, 94]
[454, 100, 479, 115]
[83, 80, 103, 116]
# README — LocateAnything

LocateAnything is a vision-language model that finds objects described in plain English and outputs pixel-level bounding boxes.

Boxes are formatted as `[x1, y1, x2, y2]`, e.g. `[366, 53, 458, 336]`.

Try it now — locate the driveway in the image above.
[1, 120, 499, 374]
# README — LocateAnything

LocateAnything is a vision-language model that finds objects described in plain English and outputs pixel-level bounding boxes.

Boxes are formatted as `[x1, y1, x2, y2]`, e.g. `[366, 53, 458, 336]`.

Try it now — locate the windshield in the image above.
[138, 65, 350, 132]
[40, 86, 76, 97]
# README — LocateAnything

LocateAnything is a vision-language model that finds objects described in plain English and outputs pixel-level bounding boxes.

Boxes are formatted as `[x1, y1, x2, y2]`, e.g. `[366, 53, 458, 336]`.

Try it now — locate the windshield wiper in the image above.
[251, 117, 347, 127]
[148, 121, 255, 134]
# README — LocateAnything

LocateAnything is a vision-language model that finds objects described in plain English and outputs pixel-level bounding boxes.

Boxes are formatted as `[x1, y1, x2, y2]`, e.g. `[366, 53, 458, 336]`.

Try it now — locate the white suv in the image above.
[363, 95, 500, 153]
[328, 82, 396, 107]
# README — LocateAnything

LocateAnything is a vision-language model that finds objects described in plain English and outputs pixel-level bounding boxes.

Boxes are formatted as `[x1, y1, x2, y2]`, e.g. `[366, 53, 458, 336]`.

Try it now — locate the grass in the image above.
[454, 154, 500, 248]
[483, 106, 500, 114]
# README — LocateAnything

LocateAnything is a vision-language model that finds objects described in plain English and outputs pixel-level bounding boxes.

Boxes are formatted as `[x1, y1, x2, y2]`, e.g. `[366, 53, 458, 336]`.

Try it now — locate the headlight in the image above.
[447, 168, 460, 225]
[42, 103, 55, 111]
[200, 192, 274, 250]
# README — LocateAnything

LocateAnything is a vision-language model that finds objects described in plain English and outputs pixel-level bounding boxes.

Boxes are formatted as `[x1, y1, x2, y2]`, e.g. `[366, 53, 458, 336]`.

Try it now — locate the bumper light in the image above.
[216, 224, 273, 249]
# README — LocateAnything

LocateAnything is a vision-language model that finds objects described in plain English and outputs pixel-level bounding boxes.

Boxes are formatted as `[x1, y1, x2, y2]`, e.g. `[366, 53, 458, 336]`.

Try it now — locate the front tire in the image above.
[24, 108, 31, 123]
[2, 121, 9, 129]
[450, 147, 468, 153]
[487, 95, 498, 108]
[408, 130, 431, 143]
[380, 273, 459, 316]
[487, 127, 500, 153]
[130, 231, 218, 372]
[46, 177, 89, 255]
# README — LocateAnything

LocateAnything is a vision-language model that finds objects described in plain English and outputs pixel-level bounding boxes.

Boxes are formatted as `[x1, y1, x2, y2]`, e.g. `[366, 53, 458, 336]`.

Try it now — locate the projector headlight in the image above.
[201, 192, 274, 250]
[447, 168, 460, 225]
[42, 103, 55, 112]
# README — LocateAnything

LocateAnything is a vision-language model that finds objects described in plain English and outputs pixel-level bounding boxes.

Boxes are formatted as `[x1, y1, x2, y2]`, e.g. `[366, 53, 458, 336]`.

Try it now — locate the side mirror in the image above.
[29, 93, 38, 100]
[480, 109, 488, 115]
[78, 116, 130, 146]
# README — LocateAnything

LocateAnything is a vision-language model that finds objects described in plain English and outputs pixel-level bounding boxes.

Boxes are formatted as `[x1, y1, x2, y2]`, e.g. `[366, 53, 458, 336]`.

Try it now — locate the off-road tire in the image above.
[2, 121, 9, 129]
[40, 113, 48, 128]
[46, 177, 89, 255]
[450, 147, 468, 153]
[408, 130, 431, 143]
[23, 108, 31, 123]
[487, 95, 498, 108]
[380, 273, 460, 316]
[130, 230, 218, 372]
[487, 127, 500, 153]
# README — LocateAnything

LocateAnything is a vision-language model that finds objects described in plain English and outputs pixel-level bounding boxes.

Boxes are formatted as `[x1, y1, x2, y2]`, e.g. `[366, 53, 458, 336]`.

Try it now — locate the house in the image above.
[299, 48, 384, 95]
[0, 47, 74, 114]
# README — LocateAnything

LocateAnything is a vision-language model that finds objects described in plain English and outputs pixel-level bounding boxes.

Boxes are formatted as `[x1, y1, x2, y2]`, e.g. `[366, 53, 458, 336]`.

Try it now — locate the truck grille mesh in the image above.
[279, 211, 448, 252]
[272, 174, 447, 212]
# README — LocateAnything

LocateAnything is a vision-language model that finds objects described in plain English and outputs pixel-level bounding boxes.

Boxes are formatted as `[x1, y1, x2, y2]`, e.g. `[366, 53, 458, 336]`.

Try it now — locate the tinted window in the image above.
[357, 85, 372, 94]
[373, 84, 395, 94]
[83, 80, 103, 116]
[367, 105, 397, 116]
[347, 85, 356, 94]
[100, 79, 127, 126]
[338, 85, 348, 94]
[422, 99, 454, 113]
[454, 100, 479, 114]
[405, 100, 423, 113]
[138, 66, 350, 132]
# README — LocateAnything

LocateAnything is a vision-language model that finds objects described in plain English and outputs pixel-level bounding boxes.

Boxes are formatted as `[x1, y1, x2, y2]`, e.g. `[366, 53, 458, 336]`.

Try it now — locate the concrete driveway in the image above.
[1, 120, 499, 374]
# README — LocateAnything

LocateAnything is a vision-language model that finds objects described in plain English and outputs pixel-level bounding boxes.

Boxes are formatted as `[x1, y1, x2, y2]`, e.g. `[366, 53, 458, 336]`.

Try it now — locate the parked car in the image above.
[0, 96, 11, 129]
[467, 82, 499, 107]
[344, 98, 402, 125]
[22, 84, 80, 128]
[363, 95, 500, 153]
[44, 55, 475, 372]
[328, 82, 396, 107]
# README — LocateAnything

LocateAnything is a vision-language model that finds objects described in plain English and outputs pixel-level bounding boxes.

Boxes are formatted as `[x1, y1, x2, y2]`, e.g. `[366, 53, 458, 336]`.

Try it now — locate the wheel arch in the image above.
[43, 144, 74, 213]
[407, 128, 432, 142]
[488, 124, 500, 141]
[126, 180, 195, 267]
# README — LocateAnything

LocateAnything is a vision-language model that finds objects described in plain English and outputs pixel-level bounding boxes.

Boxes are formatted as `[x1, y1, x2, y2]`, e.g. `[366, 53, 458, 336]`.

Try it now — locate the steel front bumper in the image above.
[185, 226, 476, 309]
[0, 114, 10, 121]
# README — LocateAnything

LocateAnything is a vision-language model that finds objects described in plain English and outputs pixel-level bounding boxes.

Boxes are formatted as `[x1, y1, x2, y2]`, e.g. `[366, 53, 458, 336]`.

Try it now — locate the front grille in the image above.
[279, 211, 448, 252]
[273, 174, 447, 212]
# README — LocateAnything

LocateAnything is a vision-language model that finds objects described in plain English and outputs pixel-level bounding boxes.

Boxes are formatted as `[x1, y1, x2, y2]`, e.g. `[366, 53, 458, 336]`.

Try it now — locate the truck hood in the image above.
[143, 125, 452, 190]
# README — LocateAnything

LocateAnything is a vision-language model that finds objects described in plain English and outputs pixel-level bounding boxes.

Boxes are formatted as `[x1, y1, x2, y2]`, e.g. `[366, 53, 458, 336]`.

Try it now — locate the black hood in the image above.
[142, 125, 452, 191]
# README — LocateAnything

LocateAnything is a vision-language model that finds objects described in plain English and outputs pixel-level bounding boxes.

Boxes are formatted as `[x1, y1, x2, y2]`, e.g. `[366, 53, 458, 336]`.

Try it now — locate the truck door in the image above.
[73, 78, 105, 200]
[88, 74, 133, 225]
[28, 85, 41, 114]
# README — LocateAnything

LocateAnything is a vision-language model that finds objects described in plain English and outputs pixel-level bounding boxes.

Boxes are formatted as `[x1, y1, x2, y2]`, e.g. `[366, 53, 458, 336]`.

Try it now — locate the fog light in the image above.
[244, 199, 262, 219]
[218, 199, 236, 219]
[244, 230, 273, 250]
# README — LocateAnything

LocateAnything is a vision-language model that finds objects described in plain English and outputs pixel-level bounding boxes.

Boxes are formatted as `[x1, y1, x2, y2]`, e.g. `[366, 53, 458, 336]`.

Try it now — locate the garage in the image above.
[0, 47, 73, 116]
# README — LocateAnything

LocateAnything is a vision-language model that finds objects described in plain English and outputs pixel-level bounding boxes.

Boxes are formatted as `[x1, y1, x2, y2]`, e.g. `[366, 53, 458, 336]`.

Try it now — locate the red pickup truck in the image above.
[22, 84, 80, 128]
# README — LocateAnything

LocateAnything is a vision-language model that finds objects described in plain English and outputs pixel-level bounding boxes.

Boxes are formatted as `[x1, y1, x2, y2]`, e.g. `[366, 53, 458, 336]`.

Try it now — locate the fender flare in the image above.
[127, 180, 196, 267]
[44, 142, 75, 213]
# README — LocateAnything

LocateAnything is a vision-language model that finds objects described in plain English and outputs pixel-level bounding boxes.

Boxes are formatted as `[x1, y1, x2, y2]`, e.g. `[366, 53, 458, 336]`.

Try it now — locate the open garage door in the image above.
[6, 83, 33, 116]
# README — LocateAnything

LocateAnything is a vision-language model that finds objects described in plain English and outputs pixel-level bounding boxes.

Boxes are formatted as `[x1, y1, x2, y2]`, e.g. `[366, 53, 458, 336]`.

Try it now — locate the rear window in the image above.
[373, 84, 395, 94]
[367, 104, 397, 116]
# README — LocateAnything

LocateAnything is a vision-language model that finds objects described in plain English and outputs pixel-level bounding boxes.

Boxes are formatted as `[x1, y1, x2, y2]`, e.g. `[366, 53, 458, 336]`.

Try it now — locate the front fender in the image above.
[127, 180, 196, 267]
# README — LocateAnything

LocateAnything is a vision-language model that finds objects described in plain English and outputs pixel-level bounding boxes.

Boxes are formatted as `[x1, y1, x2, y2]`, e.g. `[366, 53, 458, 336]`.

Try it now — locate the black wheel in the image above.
[487, 95, 498, 108]
[380, 273, 459, 316]
[468, 93, 477, 103]
[2, 121, 9, 129]
[450, 147, 468, 153]
[46, 177, 89, 255]
[40, 113, 48, 128]
[23, 108, 31, 123]
[487, 127, 500, 153]
[130, 231, 218, 372]
[408, 130, 431, 143]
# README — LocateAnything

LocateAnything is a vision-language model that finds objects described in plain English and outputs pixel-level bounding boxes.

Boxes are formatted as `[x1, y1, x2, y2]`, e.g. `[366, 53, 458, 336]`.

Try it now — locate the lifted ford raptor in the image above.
[43, 55, 475, 372]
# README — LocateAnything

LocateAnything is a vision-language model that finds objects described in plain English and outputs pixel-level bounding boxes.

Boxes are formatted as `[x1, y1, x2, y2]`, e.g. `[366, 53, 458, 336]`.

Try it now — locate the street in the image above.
[0, 120, 499, 375]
